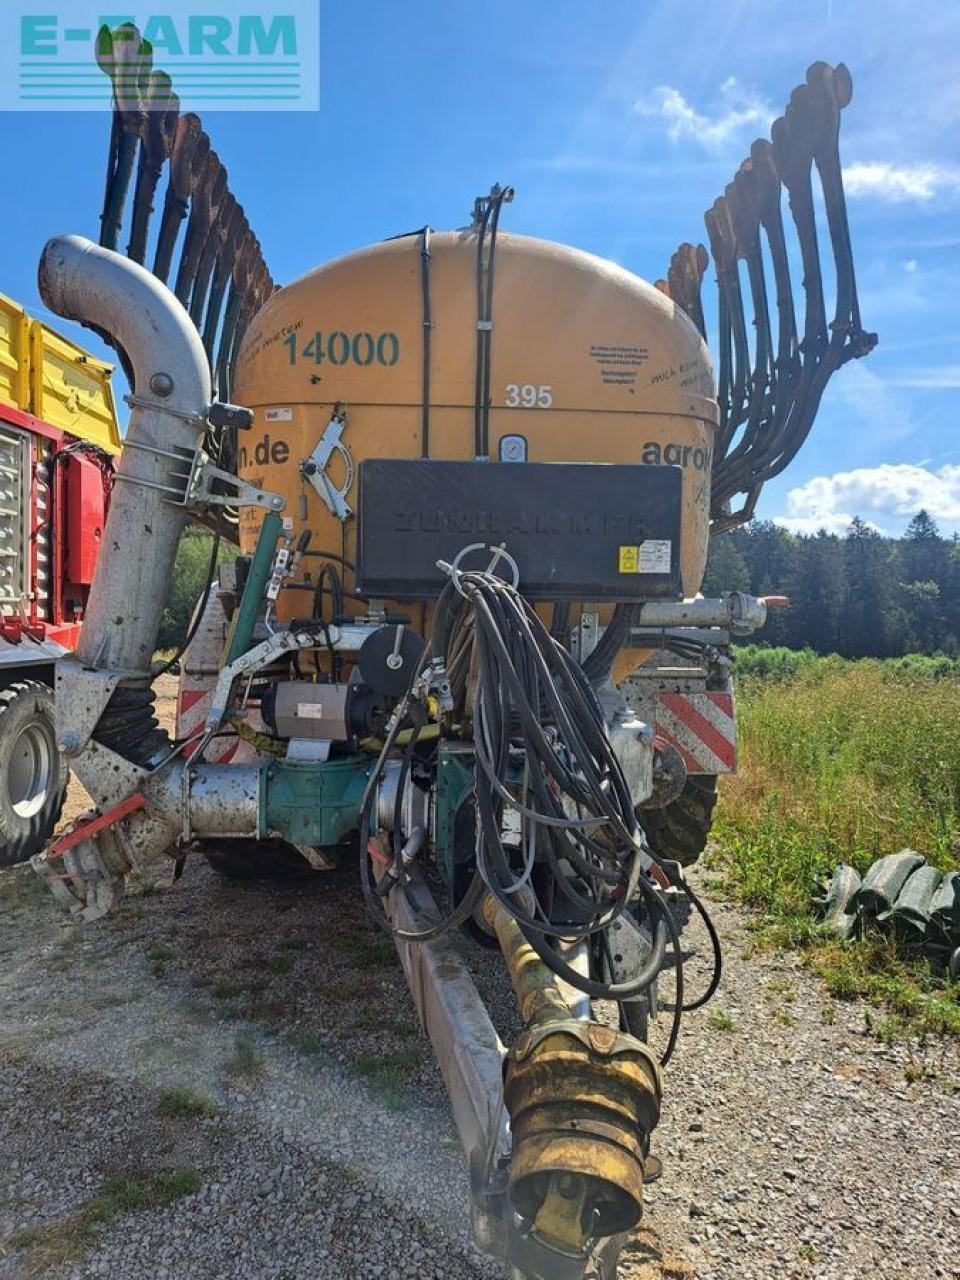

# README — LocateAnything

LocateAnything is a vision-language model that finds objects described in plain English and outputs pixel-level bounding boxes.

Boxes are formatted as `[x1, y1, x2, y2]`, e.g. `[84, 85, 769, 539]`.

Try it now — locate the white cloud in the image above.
[634, 77, 773, 150]
[886, 365, 960, 390]
[776, 463, 960, 535]
[829, 363, 914, 445]
[843, 161, 960, 202]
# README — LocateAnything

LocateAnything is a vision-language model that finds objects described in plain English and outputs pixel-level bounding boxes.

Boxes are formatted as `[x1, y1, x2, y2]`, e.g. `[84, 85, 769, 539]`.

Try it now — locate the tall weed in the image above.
[719, 660, 960, 874]
[714, 659, 960, 1036]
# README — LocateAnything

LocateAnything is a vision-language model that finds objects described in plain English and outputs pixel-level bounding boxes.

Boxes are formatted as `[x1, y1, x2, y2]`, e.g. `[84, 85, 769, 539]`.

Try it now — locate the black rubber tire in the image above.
[641, 775, 718, 868]
[201, 838, 317, 881]
[0, 680, 68, 867]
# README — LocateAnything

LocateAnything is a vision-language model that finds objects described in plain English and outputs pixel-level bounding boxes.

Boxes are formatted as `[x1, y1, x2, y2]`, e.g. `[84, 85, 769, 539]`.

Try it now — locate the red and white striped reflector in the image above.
[176, 685, 238, 763]
[655, 691, 736, 775]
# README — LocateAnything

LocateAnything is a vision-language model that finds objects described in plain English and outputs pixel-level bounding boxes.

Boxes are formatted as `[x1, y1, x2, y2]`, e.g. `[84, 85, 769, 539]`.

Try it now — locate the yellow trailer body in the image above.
[0, 292, 121, 453]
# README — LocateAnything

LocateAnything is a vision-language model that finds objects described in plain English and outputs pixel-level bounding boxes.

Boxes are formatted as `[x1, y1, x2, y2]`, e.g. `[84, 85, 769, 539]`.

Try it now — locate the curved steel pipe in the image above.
[39, 235, 212, 678]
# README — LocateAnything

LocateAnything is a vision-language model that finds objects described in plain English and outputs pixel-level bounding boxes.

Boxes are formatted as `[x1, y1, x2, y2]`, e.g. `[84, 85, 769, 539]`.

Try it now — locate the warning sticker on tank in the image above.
[264, 408, 293, 422]
[589, 343, 648, 387]
[619, 541, 672, 574]
[619, 546, 640, 573]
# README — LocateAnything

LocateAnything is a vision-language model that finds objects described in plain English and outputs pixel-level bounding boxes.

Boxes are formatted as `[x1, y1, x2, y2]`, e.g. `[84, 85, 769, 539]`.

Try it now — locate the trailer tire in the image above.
[641, 775, 718, 868]
[0, 681, 68, 867]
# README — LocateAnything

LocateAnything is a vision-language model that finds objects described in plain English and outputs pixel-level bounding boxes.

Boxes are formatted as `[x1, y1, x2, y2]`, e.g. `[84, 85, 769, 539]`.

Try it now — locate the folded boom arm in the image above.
[657, 62, 877, 534]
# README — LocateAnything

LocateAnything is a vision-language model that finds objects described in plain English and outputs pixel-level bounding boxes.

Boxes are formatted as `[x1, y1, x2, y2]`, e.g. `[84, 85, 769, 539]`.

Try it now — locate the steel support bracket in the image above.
[115, 436, 285, 513]
[205, 627, 322, 733]
[299, 411, 354, 521]
[68, 736, 151, 810]
[184, 456, 286, 513]
[54, 658, 123, 756]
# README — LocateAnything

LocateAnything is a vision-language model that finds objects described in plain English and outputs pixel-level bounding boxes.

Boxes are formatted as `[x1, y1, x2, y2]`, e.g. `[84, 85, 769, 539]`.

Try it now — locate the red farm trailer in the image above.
[0, 293, 119, 863]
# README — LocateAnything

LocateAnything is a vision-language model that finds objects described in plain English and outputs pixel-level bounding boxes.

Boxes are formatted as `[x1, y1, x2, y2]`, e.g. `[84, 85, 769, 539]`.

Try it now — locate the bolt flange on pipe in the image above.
[482, 895, 662, 1270]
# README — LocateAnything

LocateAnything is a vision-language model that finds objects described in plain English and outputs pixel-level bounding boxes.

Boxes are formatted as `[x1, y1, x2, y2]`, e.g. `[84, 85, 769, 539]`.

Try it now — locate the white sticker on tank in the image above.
[638, 540, 672, 573]
[265, 407, 293, 422]
[298, 703, 326, 718]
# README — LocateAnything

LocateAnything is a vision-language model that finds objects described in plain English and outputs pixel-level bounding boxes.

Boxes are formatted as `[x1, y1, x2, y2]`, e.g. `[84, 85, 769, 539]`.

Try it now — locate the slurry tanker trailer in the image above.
[31, 28, 875, 1279]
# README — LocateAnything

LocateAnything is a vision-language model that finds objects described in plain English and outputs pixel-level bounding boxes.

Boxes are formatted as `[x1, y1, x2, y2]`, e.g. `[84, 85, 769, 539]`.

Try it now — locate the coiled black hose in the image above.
[446, 572, 673, 984]
[358, 568, 723, 1055]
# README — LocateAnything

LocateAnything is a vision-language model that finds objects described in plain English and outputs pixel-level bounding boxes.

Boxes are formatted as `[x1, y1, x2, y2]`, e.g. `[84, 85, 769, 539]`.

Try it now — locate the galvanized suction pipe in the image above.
[633, 591, 767, 634]
[38, 234, 212, 677]
[32, 237, 261, 898]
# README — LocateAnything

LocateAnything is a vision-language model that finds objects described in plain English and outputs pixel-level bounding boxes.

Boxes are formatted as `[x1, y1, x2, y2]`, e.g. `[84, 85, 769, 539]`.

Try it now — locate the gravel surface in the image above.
[1, 678, 957, 1279]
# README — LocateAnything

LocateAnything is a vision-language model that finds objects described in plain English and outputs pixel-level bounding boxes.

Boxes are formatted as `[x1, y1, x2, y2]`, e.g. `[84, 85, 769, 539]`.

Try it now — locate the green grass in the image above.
[287, 1028, 327, 1058]
[225, 1031, 263, 1078]
[732, 645, 960, 683]
[350, 931, 400, 970]
[146, 945, 174, 976]
[352, 1010, 416, 1037]
[6, 1168, 201, 1271]
[714, 657, 960, 1038]
[808, 936, 960, 1038]
[353, 1047, 421, 1109]
[211, 980, 246, 1000]
[707, 1011, 737, 1032]
[157, 1087, 217, 1119]
[0, 868, 47, 910]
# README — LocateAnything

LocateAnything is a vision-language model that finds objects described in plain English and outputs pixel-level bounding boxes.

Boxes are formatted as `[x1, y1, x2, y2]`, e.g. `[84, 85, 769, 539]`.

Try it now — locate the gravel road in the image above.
[1, 678, 957, 1279]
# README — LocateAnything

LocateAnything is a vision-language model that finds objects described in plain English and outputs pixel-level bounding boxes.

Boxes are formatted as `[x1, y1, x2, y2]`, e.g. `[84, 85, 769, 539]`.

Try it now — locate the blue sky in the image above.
[4, 0, 958, 536]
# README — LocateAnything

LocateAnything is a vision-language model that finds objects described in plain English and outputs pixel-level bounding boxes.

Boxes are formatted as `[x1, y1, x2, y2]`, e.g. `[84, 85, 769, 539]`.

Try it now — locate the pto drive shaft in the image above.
[482, 895, 662, 1270]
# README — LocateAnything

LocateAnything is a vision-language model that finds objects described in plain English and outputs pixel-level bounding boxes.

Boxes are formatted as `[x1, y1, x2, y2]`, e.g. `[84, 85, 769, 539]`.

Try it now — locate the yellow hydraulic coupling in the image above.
[482, 895, 662, 1260]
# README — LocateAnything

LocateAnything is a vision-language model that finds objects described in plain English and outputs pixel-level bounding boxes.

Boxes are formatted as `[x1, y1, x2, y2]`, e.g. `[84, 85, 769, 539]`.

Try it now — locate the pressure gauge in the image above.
[498, 434, 527, 463]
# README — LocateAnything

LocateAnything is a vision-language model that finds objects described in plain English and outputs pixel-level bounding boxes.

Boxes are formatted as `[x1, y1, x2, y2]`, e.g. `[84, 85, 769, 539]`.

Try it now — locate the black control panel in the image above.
[356, 459, 683, 602]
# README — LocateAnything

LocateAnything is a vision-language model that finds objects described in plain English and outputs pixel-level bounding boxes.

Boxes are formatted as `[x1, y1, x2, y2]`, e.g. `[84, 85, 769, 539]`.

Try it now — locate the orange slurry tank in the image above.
[233, 230, 717, 674]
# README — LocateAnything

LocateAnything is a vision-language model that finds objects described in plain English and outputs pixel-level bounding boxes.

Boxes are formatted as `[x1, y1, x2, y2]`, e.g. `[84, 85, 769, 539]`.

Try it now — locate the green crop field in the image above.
[711, 649, 960, 1038]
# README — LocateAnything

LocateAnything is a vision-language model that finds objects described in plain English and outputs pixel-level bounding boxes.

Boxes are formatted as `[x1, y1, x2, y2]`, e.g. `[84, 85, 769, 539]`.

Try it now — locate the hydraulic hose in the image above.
[473, 202, 492, 458]
[420, 226, 432, 457]
[433, 569, 664, 984]
[472, 187, 512, 459]
[582, 603, 639, 684]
